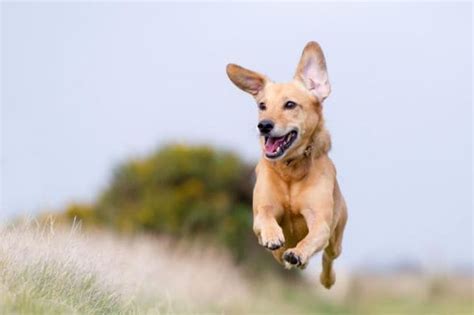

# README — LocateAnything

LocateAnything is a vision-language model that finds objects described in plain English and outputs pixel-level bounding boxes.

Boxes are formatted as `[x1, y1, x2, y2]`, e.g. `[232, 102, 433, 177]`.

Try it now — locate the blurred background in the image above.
[1, 2, 472, 314]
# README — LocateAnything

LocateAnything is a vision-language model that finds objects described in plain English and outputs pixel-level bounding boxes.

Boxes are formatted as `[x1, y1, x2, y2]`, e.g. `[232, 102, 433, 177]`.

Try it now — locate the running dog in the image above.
[226, 41, 347, 289]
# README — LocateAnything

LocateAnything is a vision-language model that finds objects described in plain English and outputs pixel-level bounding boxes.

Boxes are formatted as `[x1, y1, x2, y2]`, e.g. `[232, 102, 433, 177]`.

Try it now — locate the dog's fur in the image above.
[226, 42, 347, 289]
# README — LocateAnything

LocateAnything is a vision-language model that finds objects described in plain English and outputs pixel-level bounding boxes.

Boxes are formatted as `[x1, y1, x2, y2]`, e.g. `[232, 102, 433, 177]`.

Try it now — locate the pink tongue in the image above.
[265, 137, 285, 153]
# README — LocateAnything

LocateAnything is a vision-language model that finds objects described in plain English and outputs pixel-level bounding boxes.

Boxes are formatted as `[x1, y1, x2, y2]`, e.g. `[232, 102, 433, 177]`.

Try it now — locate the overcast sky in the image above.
[1, 2, 472, 269]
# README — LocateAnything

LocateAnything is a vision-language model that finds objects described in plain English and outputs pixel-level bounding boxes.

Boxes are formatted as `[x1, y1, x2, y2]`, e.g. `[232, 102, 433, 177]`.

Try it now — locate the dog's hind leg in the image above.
[320, 207, 347, 289]
[320, 249, 337, 289]
[271, 246, 286, 265]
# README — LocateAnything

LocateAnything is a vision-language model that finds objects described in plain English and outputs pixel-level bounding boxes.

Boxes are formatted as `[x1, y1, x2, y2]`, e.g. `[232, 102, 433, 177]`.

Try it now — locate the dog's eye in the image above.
[258, 102, 267, 111]
[284, 101, 297, 110]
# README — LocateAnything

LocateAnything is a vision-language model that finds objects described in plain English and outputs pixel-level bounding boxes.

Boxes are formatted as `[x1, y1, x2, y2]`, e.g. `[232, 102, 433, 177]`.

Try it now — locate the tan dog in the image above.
[226, 42, 347, 289]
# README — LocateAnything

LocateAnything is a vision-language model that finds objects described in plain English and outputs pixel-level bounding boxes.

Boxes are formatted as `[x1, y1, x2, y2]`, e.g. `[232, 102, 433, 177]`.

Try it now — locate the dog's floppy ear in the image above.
[294, 41, 331, 101]
[226, 64, 267, 96]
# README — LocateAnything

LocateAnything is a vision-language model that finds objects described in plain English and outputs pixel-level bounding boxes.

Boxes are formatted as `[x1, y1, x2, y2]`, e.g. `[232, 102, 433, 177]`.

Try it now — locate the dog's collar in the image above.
[303, 144, 313, 157]
[285, 144, 313, 166]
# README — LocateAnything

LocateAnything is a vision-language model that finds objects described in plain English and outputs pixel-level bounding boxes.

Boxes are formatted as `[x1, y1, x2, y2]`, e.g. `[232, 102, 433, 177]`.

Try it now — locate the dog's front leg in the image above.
[253, 205, 285, 250]
[283, 189, 334, 268]
[283, 209, 332, 268]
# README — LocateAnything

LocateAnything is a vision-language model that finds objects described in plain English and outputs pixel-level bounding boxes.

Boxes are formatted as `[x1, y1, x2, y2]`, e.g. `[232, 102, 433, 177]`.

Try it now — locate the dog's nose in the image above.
[257, 120, 274, 134]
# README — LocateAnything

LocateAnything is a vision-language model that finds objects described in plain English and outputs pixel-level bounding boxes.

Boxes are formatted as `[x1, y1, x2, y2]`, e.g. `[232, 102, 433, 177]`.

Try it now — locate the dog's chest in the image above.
[280, 184, 304, 215]
[279, 185, 311, 245]
[281, 192, 295, 214]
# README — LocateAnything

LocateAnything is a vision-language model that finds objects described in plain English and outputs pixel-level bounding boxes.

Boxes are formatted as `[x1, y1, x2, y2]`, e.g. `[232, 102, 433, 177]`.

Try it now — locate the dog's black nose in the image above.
[257, 120, 274, 134]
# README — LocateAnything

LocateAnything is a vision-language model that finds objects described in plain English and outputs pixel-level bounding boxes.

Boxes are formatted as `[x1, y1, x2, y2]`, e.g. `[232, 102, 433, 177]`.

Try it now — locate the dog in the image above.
[226, 42, 347, 289]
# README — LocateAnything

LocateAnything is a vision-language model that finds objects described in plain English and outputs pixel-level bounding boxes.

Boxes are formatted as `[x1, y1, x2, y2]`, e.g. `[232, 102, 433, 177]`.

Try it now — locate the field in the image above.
[0, 221, 472, 315]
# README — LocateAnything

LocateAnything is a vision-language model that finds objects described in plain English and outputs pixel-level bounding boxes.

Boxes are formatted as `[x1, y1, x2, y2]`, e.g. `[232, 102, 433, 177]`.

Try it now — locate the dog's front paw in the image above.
[259, 227, 285, 251]
[282, 249, 308, 269]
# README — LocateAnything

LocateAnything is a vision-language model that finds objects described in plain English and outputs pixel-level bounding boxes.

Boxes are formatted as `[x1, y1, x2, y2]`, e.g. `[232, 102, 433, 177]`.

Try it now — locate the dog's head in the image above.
[226, 42, 331, 161]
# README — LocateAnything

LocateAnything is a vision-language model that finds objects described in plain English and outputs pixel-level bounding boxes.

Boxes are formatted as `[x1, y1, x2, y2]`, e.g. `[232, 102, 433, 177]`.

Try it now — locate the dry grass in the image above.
[0, 219, 472, 315]
[0, 219, 254, 314]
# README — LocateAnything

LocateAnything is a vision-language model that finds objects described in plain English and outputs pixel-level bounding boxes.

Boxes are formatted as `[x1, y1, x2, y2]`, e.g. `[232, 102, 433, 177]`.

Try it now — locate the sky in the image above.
[1, 2, 472, 269]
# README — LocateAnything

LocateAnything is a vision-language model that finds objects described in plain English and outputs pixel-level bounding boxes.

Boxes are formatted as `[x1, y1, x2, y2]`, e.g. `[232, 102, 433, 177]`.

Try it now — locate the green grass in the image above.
[0, 258, 130, 314]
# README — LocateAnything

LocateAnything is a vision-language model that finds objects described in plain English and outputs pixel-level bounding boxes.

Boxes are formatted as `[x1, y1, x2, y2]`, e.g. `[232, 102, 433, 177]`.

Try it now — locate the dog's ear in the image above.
[226, 64, 267, 96]
[294, 42, 331, 101]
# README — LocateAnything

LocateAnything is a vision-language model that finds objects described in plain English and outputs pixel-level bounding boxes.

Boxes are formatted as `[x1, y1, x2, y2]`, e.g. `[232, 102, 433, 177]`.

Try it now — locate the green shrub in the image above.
[63, 144, 266, 263]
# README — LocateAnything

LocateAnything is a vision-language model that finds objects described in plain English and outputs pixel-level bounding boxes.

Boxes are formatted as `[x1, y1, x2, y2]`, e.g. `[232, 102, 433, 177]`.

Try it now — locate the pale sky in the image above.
[1, 2, 472, 269]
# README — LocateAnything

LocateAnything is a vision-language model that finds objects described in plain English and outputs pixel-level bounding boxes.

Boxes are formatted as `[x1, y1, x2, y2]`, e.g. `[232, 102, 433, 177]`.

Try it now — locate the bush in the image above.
[64, 144, 263, 262]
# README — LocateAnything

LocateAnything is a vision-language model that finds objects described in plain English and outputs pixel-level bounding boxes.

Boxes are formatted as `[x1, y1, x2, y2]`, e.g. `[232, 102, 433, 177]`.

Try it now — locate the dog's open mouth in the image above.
[264, 130, 298, 159]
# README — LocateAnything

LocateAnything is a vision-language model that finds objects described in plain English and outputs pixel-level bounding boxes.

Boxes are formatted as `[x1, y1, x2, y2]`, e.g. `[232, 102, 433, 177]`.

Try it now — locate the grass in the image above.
[0, 219, 255, 314]
[0, 220, 472, 314]
[0, 222, 130, 314]
[1, 261, 125, 314]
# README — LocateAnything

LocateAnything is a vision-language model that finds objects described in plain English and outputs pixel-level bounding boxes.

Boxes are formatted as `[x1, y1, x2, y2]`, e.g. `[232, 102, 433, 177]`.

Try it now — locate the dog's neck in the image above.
[265, 122, 331, 182]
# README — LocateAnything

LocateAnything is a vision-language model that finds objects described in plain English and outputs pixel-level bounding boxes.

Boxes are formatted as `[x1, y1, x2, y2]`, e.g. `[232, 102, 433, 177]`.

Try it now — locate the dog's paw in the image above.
[320, 270, 336, 289]
[259, 227, 285, 251]
[282, 249, 307, 269]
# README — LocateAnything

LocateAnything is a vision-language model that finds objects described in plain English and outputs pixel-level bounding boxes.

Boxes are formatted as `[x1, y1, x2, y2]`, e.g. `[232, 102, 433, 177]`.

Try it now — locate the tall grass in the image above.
[1, 219, 472, 315]
[0, 219, 251, 314]
[0, 221, 129, 314]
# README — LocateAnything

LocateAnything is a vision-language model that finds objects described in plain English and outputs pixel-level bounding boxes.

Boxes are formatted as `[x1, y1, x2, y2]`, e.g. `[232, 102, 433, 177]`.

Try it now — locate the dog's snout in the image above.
[257, 120, 274, 134]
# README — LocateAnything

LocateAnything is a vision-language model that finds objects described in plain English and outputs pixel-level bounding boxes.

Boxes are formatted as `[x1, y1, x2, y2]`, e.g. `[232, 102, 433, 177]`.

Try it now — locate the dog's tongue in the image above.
[265, 136, 285, 153]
